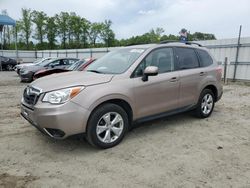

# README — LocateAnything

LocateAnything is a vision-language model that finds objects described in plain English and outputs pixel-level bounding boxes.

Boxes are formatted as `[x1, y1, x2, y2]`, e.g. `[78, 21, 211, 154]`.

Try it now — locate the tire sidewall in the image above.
[197, 89, 215, 118]
[6, 64, 13, 71]
[87, 103, 129, 149]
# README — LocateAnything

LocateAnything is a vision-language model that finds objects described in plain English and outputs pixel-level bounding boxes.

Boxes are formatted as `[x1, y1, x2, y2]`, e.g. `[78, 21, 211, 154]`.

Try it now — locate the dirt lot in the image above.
[0, 71, 249, 188]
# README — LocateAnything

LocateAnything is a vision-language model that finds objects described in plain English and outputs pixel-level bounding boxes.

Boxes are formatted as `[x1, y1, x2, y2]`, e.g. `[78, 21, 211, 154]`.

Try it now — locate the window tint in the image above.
[68, 59, 78, 65]
[48, 60, 61, 67]
[134, 48, 174, 77]
[175, 48, 199, 69]
[196, 49, 213, 67]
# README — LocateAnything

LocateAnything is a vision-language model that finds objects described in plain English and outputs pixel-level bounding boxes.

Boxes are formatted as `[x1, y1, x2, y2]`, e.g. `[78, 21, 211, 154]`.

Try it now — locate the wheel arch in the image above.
[87, 98, 134, 129]
[202, 84, 218, 102]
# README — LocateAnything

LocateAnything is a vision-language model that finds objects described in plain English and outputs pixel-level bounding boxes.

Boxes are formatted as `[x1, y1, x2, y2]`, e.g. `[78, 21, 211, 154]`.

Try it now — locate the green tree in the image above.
[189, 32, 216, 41]
[69, 13, 83, 48]
[19, 8, 32, 49]
[55, 12, 70, 49]
[88, 22, 103, 47]
[46, 17, 57, 49]
[100, 20, 115, 47]
[31, 10, 47, 48]
[155, 27, 165, 40]
[160, 34, 179, 42]
[80, 18, 90, 48]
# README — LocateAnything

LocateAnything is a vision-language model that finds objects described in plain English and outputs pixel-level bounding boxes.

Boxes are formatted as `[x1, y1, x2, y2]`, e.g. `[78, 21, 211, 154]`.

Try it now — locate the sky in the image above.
[1, 0, 250, 39]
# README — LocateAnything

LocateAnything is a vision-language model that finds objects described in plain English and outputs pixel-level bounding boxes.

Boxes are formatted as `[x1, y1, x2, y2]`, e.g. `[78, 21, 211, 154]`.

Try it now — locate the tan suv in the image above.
[21, 42, 223, 148]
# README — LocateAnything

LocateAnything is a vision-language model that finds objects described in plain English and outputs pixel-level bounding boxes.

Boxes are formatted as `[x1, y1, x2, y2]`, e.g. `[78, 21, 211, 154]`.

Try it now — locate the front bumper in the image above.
[20, 72, 33, 82]
[16, 68, 21, 75]
[21, 100, 91, 139]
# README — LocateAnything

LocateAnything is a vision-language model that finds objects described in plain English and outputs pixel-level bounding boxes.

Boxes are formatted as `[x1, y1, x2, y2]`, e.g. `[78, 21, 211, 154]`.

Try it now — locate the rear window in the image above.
[196, 49, 213, 67]
[175, 48, 199, 69]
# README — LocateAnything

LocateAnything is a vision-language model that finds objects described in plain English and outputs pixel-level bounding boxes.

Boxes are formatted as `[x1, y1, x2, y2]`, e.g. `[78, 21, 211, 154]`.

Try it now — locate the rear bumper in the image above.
[20, 100, 91, 139]
[217, 90, 223, 102]
[216, 84, 223, 102]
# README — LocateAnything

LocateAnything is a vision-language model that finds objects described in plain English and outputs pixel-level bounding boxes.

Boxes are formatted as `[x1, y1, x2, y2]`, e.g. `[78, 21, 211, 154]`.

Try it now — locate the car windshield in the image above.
[33, 58, 50, 65]
[33, 58, 43, 64]
[86, 48, 145, 74]
[67, 60, 86, 71]
[38, 58, 57, 67]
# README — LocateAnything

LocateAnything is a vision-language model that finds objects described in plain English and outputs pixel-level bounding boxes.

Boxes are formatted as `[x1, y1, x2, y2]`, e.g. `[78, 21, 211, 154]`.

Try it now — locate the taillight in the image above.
[216, 66, 222, 75]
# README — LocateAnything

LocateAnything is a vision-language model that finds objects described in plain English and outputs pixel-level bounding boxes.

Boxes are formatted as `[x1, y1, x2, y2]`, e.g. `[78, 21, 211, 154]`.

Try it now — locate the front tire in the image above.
[195, 89, 215, 118]
[86, 103, 129, 149]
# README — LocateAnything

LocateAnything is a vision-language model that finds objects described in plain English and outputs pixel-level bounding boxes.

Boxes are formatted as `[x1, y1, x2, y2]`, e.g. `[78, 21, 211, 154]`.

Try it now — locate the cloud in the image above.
[1, 0, 250, 39]
[138, 10, 155, 15]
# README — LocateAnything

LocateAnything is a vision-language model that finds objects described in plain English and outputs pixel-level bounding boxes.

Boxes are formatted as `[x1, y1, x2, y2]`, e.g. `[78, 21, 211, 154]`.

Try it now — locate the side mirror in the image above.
[50, 65, 54, 68]
[142, 66, 158, 81]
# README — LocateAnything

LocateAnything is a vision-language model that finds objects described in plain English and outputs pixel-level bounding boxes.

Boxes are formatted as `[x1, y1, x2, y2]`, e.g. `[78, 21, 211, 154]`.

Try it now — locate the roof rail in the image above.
[159, 40, 203, 47]
[185, 41, 203, 47]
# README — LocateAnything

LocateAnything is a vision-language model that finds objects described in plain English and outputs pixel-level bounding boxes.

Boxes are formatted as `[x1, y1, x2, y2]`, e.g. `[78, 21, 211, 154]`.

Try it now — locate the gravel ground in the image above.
[0, 71, 250, 188]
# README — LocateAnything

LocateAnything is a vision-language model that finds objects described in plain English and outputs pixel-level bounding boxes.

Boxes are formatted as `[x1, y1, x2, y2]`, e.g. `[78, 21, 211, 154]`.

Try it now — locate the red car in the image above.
[33, 58, 95, 80]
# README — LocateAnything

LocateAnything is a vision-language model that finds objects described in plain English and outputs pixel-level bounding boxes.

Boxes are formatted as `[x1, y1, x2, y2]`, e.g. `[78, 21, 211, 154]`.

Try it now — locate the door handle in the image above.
[199, 72, 206, 76]
[170, 77, 178, 82]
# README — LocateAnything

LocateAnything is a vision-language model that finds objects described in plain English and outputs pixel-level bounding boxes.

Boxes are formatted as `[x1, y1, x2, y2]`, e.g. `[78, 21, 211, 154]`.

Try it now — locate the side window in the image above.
[196, 49, 213, 67]
[175, 48, 199, 69]
[57, 59, 68, 66]
[48, 60, 60, 67]
[68, 59, 77, 65]
[133, 48, 174, 77]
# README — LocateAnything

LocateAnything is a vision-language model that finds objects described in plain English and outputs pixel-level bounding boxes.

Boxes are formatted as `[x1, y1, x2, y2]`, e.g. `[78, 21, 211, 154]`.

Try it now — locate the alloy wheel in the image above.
[6, 64, 13, 71]
[96, 112, 124, 144]
[201, 94, 213, 115]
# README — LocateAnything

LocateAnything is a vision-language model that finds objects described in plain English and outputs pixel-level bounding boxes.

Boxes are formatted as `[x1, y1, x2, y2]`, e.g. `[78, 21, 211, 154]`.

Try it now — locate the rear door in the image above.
[174, 47, 203, 107]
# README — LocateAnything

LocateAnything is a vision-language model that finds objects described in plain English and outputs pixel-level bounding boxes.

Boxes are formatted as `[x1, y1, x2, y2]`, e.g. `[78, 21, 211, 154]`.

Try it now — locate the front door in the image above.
[132, 47, 180, 119]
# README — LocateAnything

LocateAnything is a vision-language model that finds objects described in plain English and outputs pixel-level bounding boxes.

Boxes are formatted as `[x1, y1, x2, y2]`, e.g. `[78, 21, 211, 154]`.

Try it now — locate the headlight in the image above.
[21, 69, 30, 75]
[42, 86, 84, 104]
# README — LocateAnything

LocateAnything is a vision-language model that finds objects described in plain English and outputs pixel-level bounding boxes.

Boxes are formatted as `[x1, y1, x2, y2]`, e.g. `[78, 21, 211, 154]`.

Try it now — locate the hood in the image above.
[30, 71, 114, 92]
[16, 63, 34, 68]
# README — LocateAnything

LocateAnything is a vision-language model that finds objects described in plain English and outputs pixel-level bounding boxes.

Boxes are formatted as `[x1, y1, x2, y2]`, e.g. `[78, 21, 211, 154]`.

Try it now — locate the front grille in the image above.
[23, 86, 42, 105]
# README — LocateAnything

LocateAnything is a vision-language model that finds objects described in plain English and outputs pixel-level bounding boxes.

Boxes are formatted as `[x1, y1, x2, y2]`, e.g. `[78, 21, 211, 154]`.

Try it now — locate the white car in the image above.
[14, 57, 55, 75]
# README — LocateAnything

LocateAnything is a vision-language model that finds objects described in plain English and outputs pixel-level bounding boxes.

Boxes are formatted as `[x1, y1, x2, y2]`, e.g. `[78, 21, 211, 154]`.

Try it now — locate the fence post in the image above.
[65, 50, 68, 57]
[224, 57, 228, 84]
[76, 49, 78, 58]
[90, 49, 92, 58]
[0, 29, 3, 71]
[233, 25, 242, 81]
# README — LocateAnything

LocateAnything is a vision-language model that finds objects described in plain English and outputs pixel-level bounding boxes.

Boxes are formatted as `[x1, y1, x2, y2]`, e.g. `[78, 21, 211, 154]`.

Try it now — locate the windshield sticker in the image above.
[130, 49, 145, 53]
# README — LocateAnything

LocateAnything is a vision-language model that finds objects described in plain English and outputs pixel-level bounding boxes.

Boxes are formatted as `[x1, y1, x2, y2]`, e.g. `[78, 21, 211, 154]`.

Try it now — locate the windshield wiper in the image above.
[87, 70, 104, 74]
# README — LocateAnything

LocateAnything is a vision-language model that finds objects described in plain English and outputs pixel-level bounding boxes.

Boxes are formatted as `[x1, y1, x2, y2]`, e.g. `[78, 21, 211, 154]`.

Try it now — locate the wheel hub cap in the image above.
[201, 94, 213, 115]
[96, 112, 124, 144]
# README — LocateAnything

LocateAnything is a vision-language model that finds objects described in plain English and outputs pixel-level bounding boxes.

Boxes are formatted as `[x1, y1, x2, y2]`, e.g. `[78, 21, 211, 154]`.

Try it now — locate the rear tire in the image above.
[86, 103, 129, 149]
[6, 64, 13, 71]
[195, 89, 215, 118]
